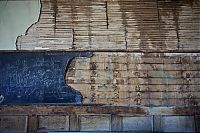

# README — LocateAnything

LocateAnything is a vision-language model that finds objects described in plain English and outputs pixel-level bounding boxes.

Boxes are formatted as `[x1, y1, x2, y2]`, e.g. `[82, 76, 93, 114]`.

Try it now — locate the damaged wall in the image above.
[1, 0, 200, 132]
[0, 0, 40, 50]
[16, 0, 200, 51]
[15, 0, 200, 107]
[66, 52, 200, 107]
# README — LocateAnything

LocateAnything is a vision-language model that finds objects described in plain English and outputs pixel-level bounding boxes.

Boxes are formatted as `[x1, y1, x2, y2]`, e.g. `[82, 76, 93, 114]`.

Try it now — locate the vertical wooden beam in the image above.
[195, 115, 200, 133]
[69, 114, 79, 131]
[111, 115, 122, 131]
[153, 115, 162, 132]
[27, 114, 38, 133]
[105, 1, 109, 29]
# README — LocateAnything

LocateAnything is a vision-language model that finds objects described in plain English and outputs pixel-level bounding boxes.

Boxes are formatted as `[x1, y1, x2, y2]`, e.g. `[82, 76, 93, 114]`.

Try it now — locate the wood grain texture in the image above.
[16, 0, 200, 51]
[14, 0, 200, 107]
[3, 1, 200, 132]
[66, 52, 200, 107]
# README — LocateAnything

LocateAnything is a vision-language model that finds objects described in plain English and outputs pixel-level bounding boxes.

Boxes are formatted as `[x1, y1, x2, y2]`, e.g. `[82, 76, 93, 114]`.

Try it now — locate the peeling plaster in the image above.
[0, 0, 40, 50]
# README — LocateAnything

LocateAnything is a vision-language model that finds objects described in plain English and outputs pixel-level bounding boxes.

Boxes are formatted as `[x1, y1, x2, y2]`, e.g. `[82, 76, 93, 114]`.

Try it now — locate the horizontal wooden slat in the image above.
[16, 0, 200, 51]
[65, 52, 200, 106]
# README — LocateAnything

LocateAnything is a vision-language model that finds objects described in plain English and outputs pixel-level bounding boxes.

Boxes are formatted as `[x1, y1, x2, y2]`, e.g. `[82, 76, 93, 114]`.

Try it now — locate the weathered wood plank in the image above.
[66, 52, 200, 106]
[0, 105, 200, 115]
[111, 115, 122, 131]
[16, 0, 200, 51]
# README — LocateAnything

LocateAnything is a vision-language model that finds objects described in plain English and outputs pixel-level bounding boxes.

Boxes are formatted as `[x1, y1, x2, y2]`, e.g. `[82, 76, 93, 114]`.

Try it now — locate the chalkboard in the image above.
[0, 51, 92, 104]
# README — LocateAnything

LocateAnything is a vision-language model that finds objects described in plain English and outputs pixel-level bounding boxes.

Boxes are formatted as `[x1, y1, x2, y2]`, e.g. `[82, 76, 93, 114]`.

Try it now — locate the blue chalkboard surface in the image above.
[0, 51, 92, 104]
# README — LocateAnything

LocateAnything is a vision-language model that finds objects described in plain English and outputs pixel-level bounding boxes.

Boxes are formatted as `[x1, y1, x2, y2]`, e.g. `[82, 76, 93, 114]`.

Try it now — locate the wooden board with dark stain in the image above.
[0, 51, 92, 104]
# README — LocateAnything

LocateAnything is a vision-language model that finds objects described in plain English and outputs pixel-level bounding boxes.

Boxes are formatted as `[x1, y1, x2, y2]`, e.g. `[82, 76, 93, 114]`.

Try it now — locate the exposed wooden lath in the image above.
[16, 0, 200, 51]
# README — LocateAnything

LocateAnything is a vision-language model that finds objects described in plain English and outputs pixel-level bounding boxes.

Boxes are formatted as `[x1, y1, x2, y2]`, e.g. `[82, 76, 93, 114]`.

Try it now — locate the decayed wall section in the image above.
[14, 0, 200, 107]
[1, 1, 199, 132]
[16, 0, 200, 51]
[66, 52, 200, 106]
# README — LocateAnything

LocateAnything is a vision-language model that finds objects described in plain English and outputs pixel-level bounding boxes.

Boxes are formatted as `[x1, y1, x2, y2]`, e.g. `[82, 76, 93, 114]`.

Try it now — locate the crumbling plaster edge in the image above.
[15, 0, 42, 50]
